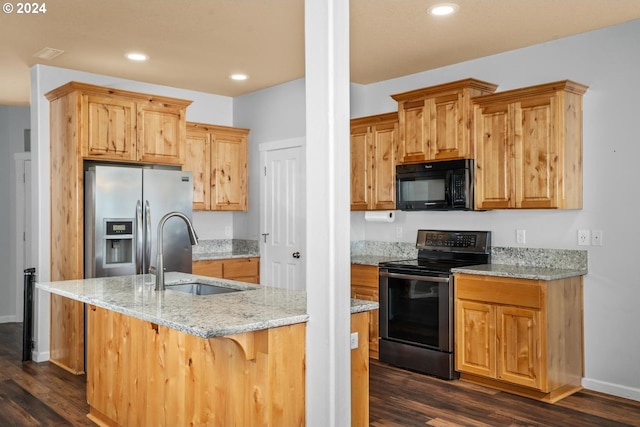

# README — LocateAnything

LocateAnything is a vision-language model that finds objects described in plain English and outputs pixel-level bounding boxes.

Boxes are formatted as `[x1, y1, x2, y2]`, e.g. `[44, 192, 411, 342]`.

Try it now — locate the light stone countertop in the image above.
[36, 272, 378, 338]
[192, 251, 259, 261]
[350, 255, 409, 266]
[451, 264, 587, 280]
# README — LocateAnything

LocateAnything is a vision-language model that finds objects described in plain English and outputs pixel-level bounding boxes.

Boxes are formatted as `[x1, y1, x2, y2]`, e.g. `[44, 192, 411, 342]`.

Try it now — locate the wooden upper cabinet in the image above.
[136, 102, 186, 165]
[391, 79, 498, 164]
[473, 80, 588, 209]
[185, 122, 249, 212]
[48, 81, 191, 166]
[350, 112, 397, 211]
[82, 95, 136, 161]
[184, 127, 211, 210]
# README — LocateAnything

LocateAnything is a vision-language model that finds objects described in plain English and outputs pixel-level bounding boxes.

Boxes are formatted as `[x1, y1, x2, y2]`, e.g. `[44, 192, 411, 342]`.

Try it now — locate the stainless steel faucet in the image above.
[154, 211, 199, 291]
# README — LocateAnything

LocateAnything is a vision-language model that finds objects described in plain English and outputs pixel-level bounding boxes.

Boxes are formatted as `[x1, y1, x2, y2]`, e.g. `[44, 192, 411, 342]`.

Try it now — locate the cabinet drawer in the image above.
[351, 264, 379, 288]
[192, 260, 223, 277]
[223, 258, 259, 278]
[455, 274, 542, 309]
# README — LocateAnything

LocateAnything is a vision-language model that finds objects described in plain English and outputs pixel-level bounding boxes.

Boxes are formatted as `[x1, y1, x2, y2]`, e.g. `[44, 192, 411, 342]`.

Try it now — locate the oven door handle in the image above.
[379, 271, 449, 282]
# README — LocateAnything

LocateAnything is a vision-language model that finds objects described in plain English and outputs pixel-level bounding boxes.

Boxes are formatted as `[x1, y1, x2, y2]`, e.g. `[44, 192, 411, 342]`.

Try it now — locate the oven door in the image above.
[379, 268, 453, 352]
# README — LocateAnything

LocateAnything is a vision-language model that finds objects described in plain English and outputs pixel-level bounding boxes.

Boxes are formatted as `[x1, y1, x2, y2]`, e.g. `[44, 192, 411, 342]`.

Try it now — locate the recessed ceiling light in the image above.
[427, 3, 459, 16]
[230, 73, 249, 81]
[125, 52, 149, 62]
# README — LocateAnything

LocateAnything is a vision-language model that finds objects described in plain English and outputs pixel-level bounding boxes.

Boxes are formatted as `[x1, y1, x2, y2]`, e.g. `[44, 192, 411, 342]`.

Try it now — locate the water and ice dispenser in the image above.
[104, 220, 134, 266]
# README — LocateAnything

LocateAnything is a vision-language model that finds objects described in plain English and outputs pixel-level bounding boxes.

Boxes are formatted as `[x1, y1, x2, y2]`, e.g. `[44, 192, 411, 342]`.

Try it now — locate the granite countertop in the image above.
[36, 272, 378, 338]
[192, 251, 259, 261]
[451, 264, 587, 281]
[351, 255, 410, 266]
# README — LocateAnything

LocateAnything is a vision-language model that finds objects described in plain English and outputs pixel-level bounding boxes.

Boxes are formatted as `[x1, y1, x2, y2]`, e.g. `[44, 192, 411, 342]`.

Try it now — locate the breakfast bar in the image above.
[37, 273, 377, 426]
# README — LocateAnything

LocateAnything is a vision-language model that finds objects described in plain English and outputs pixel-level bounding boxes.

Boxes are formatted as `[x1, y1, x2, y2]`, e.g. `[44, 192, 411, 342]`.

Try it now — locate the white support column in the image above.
[304, 0, 352, 426]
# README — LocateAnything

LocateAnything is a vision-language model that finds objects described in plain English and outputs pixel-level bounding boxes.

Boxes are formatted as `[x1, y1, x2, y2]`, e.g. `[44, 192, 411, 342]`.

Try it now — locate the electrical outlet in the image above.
[516, 229, 526, 244]
[396, 226, 403, 239]
[224, 226, 232, 237]
[350, 332, 359, 350]
[592, 230, 603, 246]
[577, 229, 590, 246]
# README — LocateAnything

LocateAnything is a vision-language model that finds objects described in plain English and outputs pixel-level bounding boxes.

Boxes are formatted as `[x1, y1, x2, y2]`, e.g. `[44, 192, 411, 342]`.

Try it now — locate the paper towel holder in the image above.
[364, 210, 396, 223]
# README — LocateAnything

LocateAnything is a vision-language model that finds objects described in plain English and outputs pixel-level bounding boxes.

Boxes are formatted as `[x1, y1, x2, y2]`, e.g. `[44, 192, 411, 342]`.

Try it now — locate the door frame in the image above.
[14, 153, 31, 324]
[259, 137, 306, 288]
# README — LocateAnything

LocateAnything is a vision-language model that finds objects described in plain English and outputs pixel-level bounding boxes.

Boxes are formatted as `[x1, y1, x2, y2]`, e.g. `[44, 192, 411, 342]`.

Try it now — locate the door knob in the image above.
[292, 252, 301, 259]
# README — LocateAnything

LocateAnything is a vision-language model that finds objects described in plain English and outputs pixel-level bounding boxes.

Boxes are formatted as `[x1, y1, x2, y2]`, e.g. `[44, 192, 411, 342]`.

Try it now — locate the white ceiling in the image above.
[1, 0, 640, 106]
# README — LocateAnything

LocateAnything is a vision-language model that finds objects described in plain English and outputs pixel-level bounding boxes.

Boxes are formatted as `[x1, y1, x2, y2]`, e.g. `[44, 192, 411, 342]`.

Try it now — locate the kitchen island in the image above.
[37, 273, 377, 426]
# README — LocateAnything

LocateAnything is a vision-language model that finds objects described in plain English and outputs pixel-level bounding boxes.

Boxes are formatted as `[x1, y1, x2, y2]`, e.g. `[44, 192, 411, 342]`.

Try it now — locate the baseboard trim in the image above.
[0, 316, 18, 323]
[32, 350, 50, 363]
[583, 377, 640, 402]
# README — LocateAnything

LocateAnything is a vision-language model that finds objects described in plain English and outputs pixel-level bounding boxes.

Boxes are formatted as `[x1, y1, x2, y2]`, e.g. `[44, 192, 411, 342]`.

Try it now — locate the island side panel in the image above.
[86, 305, 305, 427]
[351, 311, 370, 427]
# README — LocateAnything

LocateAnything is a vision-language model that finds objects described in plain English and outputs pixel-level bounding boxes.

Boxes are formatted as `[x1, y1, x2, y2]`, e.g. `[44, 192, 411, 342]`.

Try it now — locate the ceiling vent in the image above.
[33, 47, 65, 60]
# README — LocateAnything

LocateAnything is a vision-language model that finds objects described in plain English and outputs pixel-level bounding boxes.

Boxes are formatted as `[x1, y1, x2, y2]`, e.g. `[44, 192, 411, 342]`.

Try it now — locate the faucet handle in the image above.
[149, 266, 157, 275]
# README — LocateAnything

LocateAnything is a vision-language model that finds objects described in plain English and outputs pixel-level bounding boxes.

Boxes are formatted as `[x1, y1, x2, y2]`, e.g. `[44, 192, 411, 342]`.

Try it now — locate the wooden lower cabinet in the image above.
[350, 264, 379, 359]
[86, 305, 305, 427]
[86, 305, 370, 427]
[454, 273, 584, 403]
[193, 257, 260, 284]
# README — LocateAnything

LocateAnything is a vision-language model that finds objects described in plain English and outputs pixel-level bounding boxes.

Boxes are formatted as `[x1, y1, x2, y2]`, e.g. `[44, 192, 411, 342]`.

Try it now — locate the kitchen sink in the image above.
[166, 282, 242, 296]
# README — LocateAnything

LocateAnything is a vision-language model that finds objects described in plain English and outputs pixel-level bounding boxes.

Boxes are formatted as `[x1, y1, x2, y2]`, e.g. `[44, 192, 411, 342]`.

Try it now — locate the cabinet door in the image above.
[350, 124, 372, 210]
[137, 103, 185, 165]
[370, 122, 397, 210]
[184, 129, 211, 210]
[433, 93, 466, 160]
[474, 103, 513, 209]
[210, 129, 248, 211]
[496, 306, 542, 389]
[514, 98, 558, 208]
[82, 95, 136, 161]
[455, 299, 496, 377]
[398, 100, 431, 164]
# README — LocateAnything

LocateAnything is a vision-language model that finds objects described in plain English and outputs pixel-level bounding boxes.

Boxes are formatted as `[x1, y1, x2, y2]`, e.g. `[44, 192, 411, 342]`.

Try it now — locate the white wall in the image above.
[232, 78, 307, 240]
[29, 65, 237, 359]
[0, 105, 30, 322]
[349, 20, 640, 400]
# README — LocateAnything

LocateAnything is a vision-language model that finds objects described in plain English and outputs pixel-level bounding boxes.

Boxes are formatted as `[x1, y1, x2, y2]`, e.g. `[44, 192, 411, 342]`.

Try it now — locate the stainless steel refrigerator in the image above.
[84, 164, 194, 278]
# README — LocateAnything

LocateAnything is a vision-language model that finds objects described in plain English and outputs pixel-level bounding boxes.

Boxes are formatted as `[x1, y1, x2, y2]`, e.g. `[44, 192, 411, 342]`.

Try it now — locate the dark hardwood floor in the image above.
[2, 322, 640, 426]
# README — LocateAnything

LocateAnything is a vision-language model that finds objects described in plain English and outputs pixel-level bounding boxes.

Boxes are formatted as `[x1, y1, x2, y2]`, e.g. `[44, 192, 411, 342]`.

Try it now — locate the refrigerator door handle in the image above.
[145, 200, 152, 273]
[135, 200, 143, 274]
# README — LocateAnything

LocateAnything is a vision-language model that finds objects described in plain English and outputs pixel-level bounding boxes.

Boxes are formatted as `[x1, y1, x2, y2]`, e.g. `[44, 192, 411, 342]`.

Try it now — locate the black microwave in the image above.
[395, 159, 474, 211]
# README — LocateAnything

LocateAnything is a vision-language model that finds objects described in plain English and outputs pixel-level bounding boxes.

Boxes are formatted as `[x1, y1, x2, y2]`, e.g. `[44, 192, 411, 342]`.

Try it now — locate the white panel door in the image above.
[262, 144, 305, 290]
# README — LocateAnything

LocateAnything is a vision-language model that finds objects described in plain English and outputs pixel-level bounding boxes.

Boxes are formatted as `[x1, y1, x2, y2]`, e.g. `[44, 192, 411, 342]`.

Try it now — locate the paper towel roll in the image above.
[364, 210, 395, 223]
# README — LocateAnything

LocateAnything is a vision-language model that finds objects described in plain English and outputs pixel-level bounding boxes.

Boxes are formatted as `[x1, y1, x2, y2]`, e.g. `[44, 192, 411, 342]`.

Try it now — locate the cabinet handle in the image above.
[292, 252, 301, 259]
